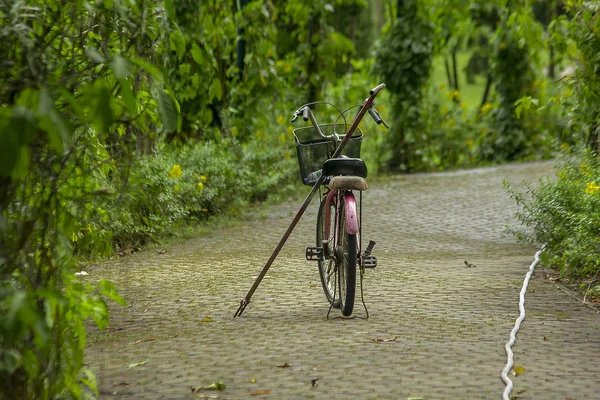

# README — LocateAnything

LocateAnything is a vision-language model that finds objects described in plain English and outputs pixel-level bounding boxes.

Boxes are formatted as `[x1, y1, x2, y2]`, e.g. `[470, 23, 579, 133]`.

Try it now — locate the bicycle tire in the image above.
[316, 198, 340, 308]
[338, 210, 357, 316]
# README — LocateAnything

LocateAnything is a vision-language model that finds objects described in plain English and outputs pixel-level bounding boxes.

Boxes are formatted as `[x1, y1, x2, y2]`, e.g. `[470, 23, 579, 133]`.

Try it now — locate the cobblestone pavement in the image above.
[86, 161, 600, 400]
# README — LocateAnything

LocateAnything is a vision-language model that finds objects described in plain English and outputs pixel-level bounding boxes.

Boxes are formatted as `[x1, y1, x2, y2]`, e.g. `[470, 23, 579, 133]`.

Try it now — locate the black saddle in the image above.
[322, 157, 367, 178]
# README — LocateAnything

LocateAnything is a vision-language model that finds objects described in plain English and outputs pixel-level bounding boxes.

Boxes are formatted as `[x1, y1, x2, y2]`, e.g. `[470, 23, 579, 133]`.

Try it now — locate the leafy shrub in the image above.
[373, 0, 434, 172]
[78, 135, 297, 253]
[506, 149, 600, 291]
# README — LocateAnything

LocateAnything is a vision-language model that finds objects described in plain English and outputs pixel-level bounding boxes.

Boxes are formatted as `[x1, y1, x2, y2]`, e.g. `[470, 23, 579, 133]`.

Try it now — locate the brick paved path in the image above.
[86, 162, 600, 400]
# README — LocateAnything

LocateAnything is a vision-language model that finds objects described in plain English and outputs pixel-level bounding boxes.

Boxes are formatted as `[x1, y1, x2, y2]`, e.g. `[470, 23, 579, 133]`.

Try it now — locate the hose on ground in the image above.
[501, 248, 543, 400]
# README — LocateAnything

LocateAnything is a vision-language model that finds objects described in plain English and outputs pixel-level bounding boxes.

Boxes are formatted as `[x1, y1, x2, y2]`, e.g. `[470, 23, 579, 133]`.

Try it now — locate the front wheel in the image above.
[337, 206, 357, 316]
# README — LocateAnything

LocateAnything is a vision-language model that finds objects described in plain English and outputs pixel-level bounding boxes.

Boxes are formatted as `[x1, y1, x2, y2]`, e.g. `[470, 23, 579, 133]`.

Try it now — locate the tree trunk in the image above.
[452, 48, 460, 92]
[235, 0, 248, 80]
[444, 57, 453, 89]
[306, 11, 320, 103]
[373, 0, 385, 33]
[547, 0, 556, 79]
[480, 72, 493, 108]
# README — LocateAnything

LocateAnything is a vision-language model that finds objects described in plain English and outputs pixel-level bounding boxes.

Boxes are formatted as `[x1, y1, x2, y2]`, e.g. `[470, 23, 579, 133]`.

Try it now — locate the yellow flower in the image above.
[168, 164, 183, 178]
[287, 126, 293, 135]
[200, 175, 208, 183]
[71, 232, 78, 243]
[277, 115, 285, 125]
[585, 181, 600, 195]
[453, 90, 460, 101]
[579, 163, 592, 178]
[480, 103, 493, 114]
[197, 182, 204, 193]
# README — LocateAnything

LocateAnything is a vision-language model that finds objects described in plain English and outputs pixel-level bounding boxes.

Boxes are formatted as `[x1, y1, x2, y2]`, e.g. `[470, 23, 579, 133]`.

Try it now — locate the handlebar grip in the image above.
[368, 108, 383, 124]
[302, 107, 310, 121]
[369, 83, 386, 96]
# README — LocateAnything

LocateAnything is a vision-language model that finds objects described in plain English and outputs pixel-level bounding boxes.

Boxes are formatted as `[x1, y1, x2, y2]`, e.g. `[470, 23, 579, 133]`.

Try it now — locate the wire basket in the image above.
[293, 124, 363, 185]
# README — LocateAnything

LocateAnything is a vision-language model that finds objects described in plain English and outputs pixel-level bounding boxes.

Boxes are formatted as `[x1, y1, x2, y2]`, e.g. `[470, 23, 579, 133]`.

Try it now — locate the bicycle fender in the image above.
[344, 193, 359, 235]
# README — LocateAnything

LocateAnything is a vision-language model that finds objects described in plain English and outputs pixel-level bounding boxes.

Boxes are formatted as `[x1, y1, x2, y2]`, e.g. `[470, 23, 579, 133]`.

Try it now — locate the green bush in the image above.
[76, 136, 297, 253]
[506, 149, 600, 293]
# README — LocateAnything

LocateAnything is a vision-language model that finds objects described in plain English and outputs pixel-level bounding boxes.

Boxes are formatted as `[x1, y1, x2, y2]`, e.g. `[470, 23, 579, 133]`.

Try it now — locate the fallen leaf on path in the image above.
[512, 366, 525, 375]
[130, 338, 157, 344]
[276, 363, 290, 368]
[543, 336, 549, 341]
[126, 361, 148, 368]
[157, 249, 167, 254]
[201, 317, 214, 323]
[251, 390, 271, 396]
[192, 382, 226, 392]
[205, 382, 226, 390]
[372, 337, 397, 343]
[311, 378, 319, 387]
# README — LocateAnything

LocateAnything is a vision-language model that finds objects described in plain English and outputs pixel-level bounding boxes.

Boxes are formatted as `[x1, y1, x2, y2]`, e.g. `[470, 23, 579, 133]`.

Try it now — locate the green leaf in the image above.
[80, 368, 99, 396]
[190, 44, 204, 65]
[127, 361, 148, 368]
[0, 350, 22, 374]
[0, 107, 36, 177]
[209, 79, 222, 102]
[111, 55, 131, 79]
[130, 57, 164, 83]
[164, 0, 176, 21]
[43, 90, 72, 151]
[156, 90, 178, 132]
[100, 280, 126, 306]
[169, 29, 186, 58]
[119, 79, 137, 115]
[93, 84, 114, 136]
[85, 47, 105, 63]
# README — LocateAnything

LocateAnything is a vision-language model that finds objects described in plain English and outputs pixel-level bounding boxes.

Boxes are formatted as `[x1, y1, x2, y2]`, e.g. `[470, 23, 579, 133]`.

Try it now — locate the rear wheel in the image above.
[338, 210, 357, 316]
[336, 197, 356, 316]
[317, 198, 340, 307]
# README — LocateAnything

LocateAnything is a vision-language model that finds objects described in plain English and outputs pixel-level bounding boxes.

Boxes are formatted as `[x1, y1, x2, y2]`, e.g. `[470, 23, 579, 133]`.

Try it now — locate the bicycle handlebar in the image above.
[369, 83, 386, 96]
[302, 107, 310, 121]
[290, 83, 388, 134]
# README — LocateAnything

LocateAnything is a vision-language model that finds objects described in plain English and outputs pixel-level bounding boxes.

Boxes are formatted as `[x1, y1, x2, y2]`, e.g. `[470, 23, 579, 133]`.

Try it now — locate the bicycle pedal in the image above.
[306, 247, 324, 261]
[362, 255, 377, 269]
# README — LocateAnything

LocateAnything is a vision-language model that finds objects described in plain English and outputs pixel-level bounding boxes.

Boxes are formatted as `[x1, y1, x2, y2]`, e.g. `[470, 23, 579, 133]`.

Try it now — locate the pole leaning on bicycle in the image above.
[233, 83, 386, 318]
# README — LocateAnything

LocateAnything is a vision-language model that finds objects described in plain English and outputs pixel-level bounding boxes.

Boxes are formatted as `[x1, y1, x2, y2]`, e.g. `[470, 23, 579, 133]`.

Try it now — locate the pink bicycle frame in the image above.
[323, 189, 359, 246]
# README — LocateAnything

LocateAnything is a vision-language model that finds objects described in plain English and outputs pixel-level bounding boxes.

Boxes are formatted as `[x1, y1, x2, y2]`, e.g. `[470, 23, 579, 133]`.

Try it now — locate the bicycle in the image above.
[233, 84, 386, 318]
[291, 85, 388, 316]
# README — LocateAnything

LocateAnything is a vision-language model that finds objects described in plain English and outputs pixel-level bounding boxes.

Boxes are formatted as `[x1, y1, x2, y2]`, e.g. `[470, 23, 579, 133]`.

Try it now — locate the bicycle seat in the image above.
[322, 157, 367, 178]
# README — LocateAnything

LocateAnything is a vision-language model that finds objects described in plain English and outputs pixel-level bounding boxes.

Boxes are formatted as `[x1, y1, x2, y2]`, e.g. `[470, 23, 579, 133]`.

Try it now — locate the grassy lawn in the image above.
[430, 51, 490, 110]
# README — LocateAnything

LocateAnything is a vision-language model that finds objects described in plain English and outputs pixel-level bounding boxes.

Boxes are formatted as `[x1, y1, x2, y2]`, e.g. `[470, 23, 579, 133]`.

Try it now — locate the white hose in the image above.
[501, 248, 543, 400]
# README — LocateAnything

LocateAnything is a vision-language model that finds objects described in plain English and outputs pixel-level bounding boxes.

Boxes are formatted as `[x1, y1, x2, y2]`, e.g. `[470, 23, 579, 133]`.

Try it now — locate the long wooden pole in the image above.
[234, 84, 385, 317]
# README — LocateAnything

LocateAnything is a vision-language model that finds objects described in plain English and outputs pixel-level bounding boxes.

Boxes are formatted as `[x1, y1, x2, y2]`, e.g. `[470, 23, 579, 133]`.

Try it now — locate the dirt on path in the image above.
[85, 161, 600, 400]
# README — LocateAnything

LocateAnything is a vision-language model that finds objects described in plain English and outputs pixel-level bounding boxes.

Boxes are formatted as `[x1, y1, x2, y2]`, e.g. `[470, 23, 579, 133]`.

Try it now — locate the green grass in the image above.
[430, 51, 490, 110]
